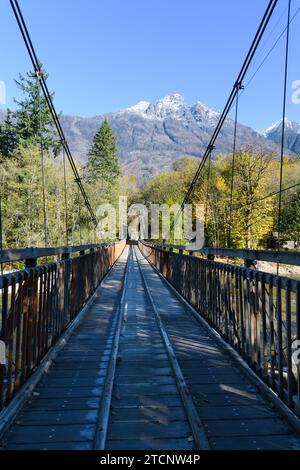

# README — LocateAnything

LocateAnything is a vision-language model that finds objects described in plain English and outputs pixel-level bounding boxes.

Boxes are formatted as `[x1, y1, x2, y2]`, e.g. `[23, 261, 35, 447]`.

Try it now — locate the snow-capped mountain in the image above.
[262, 118, 300, 154]
[190, 101, 220, 127]
[117, 93, 219, 125]
[2, 95, 296, 182]
[123, 101, 151, 114]
[59, 93, 282, 182]
[145, 94, 191, 120]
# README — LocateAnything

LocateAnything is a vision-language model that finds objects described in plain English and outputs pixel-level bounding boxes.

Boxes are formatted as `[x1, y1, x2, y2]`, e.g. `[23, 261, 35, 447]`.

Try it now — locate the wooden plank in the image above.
[198, 404, 276, 420]
[210, 434, 300, 450]
[113, 384, 179, 396]
[109, 406, 187, 422]
[106, 438, 194, 451]
[6, 423, 95, 444]
[110, 395, 183, 409]
[17, 409, 98, 425]
[43, 376, 105, 388]
[4, 441, 93, 450]
[33, 386, 104, 399]
[107, 420, 190, 440]
[24, 397, 101, 411]
[203, 417, 289, 437]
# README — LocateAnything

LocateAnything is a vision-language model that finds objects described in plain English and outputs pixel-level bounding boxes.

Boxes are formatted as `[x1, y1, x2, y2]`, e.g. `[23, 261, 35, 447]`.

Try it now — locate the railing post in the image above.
[244, 258, 256, 269]
[25, 258, 37, 268]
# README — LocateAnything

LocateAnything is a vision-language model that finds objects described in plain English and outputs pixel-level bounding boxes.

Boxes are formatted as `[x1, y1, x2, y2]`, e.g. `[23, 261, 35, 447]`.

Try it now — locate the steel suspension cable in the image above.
[9, 0, 97, 227]
[233, 181, 300, 213]
[247, 4, 288, 69]
[183, 0, 278, 202]
[172, 0, 278, 232]
[37, 72, 48, 249]
[277, 0, 292, 271]
[204, 150, 213, 244]
[242, 5, 300, 93]
[77, 183, 82, 245]
[228, 83, 243, 247]
[205, 150, 219, 248]
[62, 147, 69, 246]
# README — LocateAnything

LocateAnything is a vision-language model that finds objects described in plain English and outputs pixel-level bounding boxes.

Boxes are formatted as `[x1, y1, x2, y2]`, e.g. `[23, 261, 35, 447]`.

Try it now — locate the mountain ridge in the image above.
[261, 118, 300, 155]
[1, 94, 299, 182]
[59, 94, 284, 181]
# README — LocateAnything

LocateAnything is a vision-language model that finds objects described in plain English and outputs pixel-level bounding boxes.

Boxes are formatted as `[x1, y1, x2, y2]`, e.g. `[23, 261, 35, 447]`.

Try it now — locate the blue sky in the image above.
[0, 0, 299, 129]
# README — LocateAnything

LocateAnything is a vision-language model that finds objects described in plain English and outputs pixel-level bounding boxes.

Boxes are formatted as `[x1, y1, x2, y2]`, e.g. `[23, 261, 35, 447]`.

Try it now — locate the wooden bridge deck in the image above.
[1, 245, 300, 450]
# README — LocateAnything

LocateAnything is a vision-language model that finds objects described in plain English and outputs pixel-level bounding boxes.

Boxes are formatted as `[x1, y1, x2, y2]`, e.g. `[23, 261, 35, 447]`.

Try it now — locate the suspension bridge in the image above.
[1, 0, 300, 451]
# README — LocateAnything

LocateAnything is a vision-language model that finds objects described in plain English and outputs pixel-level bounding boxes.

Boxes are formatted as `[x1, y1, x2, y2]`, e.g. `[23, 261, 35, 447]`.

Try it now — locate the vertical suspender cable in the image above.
[204, 149, 218, 247]
[228, 82, 243, 247]
[62, 147, 69, 246]
[204, 150, 212, 245]
[277, 0, 291, 273]
[10, 0, 97, 229]
[78, 184, 82, 245]
[37, 72, 48, 250]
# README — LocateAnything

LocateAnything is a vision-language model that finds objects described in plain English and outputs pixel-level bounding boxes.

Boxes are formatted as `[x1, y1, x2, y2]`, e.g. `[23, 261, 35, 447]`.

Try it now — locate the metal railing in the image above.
[139, 241, 300, 416]
[153, 243, 300, 266]
[0, 243, 112, 266]
[0, 240, 126, 409]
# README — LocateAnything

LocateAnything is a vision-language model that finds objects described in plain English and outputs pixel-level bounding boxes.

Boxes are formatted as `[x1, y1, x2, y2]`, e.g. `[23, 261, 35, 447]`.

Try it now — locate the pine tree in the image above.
[0, 109, 18, 159]
[86, 119, 120, 185]
[13, 65, 60, 150]
[1, 140, 84, 249]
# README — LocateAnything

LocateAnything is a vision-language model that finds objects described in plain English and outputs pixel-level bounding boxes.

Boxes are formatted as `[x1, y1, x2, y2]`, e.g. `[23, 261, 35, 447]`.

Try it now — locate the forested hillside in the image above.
[1, 68, 300, 251]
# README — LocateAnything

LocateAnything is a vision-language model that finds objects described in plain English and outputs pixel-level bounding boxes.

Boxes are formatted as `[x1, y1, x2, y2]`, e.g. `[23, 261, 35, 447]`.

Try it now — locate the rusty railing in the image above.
[139, 241, 300, 416]
[0, 240, 125, 409]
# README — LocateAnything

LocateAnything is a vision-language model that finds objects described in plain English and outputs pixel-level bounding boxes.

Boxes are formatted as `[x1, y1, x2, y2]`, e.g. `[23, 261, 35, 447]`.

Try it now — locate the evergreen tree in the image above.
[1, 140, 85, 249]
[86, 119, 120, 184]
[13, 66, 60, 150]
[0, 109, 18, 159]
